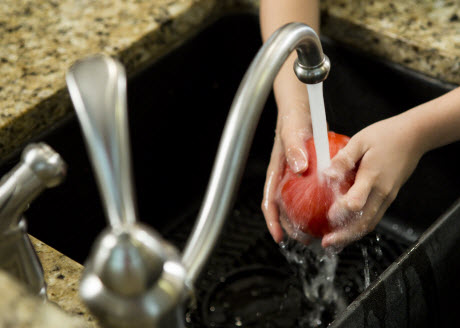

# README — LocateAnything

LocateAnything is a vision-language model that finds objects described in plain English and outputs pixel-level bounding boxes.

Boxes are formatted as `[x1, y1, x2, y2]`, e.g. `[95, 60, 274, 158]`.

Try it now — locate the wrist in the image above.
[274, 55, 311, 114]
[399, 103, 441, 156]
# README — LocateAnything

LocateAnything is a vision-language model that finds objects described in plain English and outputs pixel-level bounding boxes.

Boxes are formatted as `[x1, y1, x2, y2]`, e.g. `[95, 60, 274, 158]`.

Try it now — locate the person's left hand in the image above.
[321, 113, 426, 248]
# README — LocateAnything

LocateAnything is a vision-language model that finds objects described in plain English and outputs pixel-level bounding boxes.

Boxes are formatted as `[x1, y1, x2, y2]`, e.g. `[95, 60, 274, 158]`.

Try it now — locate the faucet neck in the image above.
[181, 22, 330, 283]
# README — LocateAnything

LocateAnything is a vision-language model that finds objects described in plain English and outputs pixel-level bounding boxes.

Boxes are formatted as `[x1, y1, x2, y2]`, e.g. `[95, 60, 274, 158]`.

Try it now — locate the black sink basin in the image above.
[13, 14, 460, 328]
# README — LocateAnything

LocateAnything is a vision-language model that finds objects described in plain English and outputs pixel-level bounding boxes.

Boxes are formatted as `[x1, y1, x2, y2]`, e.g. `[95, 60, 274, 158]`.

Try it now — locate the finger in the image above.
[343, 163, 377, 212]
[327, 196, 350, 228]
[280, 214, 312, 245]
[262, 137, 284, 243]
[285, 146, 308, 174]
[279, 111, 311, 174]
[324, 138, 364, 180]
[322, 187, 387, 248]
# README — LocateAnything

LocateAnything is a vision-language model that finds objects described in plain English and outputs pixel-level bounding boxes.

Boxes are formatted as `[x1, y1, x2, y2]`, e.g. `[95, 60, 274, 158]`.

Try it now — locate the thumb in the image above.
[282, 125, 309, 173]
[278, 105, 312, 174]
[324, 137, 363, 180]
[285, 145, 308, 174]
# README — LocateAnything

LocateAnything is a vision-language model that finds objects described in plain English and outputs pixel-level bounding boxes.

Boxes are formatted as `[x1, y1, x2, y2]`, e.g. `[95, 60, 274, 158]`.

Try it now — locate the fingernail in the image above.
[322, 234, 334, 247]
[286, 148, 307, 173]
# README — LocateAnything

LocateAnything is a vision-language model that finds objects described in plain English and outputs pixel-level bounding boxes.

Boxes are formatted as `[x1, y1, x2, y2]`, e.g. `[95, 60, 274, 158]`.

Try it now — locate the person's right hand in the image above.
[262, 56, 312, 242]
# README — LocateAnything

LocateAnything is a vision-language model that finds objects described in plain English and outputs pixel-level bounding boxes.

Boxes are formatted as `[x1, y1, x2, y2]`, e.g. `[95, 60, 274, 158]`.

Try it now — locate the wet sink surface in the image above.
[14, 14, 460, 327]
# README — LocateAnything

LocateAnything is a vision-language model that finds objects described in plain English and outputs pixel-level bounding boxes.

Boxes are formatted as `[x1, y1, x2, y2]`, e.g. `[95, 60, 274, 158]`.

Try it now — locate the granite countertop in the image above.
[0, 236, 96, 327]
[30, 236, 98, 327]
[321, 0, 460, 84]
[1, 0, 459, 326]
[0, 0, 459, 159]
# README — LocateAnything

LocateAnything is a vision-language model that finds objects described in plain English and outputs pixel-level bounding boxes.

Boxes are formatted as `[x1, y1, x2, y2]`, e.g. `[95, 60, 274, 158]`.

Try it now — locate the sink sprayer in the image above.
[65, 22, 330, 328]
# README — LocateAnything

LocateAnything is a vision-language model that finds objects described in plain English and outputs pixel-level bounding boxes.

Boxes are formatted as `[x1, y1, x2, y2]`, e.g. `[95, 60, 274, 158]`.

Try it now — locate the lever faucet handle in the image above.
[67, 56, 188, 328]
[0, 143, 67, 297]
[66, 55, 136, 229]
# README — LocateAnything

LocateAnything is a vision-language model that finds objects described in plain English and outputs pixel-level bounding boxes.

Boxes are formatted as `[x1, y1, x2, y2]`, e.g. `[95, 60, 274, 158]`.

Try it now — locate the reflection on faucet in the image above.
[0, 143, 66, 297]
[66, 22, 329, 328]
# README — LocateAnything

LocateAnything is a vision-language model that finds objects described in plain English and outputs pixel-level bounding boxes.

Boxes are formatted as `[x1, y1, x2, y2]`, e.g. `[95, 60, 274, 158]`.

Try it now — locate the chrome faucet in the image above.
[66, 22, 329, 328]
[0, 143, 66, 297]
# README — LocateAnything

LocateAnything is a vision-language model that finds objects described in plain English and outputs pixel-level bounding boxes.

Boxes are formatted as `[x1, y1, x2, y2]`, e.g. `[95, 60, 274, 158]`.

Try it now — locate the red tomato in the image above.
[278, 132, 356, 238]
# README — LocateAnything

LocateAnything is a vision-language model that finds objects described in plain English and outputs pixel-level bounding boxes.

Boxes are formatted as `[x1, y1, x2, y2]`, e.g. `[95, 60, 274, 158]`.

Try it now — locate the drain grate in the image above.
[162, 163, 411, 327]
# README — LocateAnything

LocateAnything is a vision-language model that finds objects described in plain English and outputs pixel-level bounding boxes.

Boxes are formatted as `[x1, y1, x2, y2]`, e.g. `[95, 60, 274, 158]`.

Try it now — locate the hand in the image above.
[259, 0, 320, 243]
[262, 53, 313, 242]
[262, 74, 312, 243]
[321, 113, 426, 248]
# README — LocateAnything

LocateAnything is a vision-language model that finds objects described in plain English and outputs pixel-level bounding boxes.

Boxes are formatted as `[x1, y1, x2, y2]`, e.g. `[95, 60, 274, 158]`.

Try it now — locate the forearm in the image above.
[404, 87, 460, 153]
[260, 0, 319, 40]
[260, 0, 320, 115]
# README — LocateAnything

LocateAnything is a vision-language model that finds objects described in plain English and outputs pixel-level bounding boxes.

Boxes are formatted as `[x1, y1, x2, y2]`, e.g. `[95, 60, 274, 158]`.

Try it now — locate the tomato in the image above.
[278, 132, 356, 238]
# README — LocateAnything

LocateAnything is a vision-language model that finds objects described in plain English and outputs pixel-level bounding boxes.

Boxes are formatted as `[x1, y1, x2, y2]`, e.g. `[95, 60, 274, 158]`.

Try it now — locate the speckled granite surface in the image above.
[1, 0, 459, 326]
[0, 0, 458, 158]
[0, 0, 459, 160]
[30, 236, 98, 327]
[0, 236, 93, 328]
[0, 269, 88, 328]
[321, 0, 460, 84]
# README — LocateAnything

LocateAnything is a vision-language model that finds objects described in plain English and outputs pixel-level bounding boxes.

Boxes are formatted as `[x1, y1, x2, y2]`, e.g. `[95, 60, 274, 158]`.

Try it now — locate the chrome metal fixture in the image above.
[67, 55, 187, 328]
[66, 22, 330, 327]
[0, 143, 66, 297]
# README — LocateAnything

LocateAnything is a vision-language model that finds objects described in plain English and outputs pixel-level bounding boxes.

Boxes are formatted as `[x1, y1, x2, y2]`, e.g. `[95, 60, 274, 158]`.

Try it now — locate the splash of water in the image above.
[361, 245, 370, 289]
[279, 238, 346, 326]
[307, 83, 330, 174]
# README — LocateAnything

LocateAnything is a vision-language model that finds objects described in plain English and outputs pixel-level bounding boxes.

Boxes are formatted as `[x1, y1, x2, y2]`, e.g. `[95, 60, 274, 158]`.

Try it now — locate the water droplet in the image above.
[361, 245, 370, 289]
[235, 316, 243, 326]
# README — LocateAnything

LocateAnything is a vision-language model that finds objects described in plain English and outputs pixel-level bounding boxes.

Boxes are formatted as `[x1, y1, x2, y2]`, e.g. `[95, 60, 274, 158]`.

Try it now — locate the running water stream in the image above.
[307, 83, 330, 175]
[277, 83, 347, 326]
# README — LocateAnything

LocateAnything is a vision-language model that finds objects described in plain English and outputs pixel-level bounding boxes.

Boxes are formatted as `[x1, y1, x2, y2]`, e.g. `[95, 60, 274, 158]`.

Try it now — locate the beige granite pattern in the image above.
[30, 236, 99, 327]
[0, 0, 215, 159]
[321, 0, 460, 85]
[0, 268, 88, 328]
[0, 0, 457, 161]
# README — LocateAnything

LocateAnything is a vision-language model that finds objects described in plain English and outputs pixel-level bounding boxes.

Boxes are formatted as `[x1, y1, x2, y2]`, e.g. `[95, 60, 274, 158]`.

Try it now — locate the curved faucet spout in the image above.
[182, 23, 331, 283]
